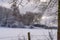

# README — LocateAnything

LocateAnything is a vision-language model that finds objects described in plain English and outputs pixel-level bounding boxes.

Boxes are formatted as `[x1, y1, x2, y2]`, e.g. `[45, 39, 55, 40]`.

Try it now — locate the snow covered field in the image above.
[0, 28, 57, 40]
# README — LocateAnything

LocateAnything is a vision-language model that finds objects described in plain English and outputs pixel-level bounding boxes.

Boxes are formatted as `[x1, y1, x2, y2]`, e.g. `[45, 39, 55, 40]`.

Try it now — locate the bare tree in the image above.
[10, 0, 30, 21]
[49, 32, 53, 40]
[21, 12, 43, 25]
[21, 12, 35, 25]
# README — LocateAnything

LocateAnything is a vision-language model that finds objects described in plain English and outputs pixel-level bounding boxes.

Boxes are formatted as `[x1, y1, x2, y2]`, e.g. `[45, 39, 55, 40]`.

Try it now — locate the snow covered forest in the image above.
[0, 0, 58, 28]
[0, 0, 58, 40]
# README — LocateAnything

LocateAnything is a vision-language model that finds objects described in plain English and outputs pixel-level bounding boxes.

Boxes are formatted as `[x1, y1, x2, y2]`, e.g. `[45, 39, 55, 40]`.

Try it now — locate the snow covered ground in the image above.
[0, 27, 57, 40]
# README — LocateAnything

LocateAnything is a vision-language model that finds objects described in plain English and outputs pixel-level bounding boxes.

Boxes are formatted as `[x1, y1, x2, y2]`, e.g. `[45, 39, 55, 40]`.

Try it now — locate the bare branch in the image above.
[49, 32, 53, 40]
[18, 0, 24, 7]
